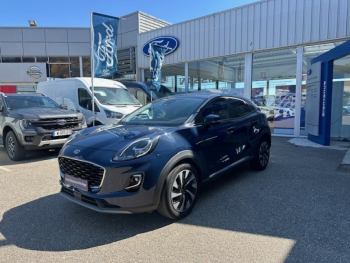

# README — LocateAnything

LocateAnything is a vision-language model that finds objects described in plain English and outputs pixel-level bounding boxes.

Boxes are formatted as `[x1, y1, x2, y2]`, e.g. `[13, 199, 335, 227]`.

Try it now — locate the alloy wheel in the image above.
[7, 136, 16, 158]
[171, 169, 197, 212]
[259, 141, 269, 167]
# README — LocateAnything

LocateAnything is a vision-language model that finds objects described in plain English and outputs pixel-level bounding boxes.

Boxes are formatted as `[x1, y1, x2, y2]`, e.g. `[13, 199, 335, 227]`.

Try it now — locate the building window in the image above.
[82, 56, 91, 77]
[49, 57, 69, 63]
[22, 57, 35, 63]
[36, 57, 48, 63]
[49, 64, 70, 78]
[2, 57, 21, 63]
[188, 55, 245, 96]
[144, 64, 185, 92]
[252, 49, 297, 135]
[70, 57, 80, 77]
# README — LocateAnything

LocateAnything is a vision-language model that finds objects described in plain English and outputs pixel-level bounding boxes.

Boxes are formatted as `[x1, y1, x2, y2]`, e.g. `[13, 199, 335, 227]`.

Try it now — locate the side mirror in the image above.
[203, 114, 220, 126]
[60, 104, 68, 110]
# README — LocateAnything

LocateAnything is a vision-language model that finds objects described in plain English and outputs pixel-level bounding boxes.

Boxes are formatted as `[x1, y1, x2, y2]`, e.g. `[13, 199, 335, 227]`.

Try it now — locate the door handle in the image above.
[252, 120, 259, 125]
[227, 127, 236, 134]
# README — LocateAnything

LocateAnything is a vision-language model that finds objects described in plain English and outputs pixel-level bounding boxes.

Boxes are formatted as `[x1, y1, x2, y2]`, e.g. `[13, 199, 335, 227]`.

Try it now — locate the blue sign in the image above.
[150, 44, 166, 91]
[142, 36, 179, 57]
[92, 12, 119, 78]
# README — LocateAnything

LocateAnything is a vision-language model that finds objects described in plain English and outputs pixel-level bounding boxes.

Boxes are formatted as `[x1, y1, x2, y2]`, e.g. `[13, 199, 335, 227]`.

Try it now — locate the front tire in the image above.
[250, 137, 270, 171]
[5, 131, 26, 161]
[157, 163, 198, 219]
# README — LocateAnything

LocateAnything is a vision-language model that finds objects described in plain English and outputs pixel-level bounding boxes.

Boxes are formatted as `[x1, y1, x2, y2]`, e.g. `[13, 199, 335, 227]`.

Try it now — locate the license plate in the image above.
[52, 130, 72, 136]
[64, 174, 88, 191]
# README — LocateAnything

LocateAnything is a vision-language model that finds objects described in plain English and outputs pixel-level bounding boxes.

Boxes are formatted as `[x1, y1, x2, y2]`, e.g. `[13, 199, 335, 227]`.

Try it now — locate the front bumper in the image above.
[59, 180, 158, 214]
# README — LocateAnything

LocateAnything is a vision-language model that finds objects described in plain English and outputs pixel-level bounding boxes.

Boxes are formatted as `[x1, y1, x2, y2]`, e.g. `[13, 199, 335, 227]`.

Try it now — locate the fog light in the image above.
[125, 174, 143, 190]
[25, 136, 35, 142]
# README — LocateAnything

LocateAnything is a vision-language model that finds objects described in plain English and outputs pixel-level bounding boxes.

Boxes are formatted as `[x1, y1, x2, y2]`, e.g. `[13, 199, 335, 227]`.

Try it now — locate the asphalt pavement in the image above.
[0, 137, 349, 262]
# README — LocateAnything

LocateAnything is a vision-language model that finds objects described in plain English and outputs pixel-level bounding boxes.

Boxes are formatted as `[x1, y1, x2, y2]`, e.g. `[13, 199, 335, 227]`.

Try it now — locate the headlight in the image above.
[65, 130, 82, 145]
[113, 137, 159, 161]
[81, 116, 87, 128]
[20, 119, 35, 129]
[104, 109, 123, 119]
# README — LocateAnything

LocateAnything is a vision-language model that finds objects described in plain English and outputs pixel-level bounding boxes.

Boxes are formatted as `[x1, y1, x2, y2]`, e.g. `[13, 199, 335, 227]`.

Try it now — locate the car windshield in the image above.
[4, 95, 59, 110]
[122, 96, 205, 126]
[92, 87, 140, 106]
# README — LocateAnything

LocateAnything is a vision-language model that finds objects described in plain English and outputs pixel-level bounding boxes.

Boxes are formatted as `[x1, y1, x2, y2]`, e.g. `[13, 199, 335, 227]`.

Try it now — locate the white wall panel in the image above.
[235, 9, 242, 53]
[273, 0, 282, 47]
[287, 0, 296, 45]
[23, 43, 46, 56]
[266, 1, 274, 48]
[137, 0, 350, 68]
[0, 29, 22, 41]
[45, 29, 68, 42]
[241, 7, 248, 52]
[46, 43, 69, 56]
[260, 2, 268, 49]
[310, 0, 321, 42]
[280, 0, 289, 47]
[0, 42, 23, 55]
[224, 12, 230, 55]
[23, 29, 45, 42]
[338, 0, 348, 37]
[68, 29, 90, 43]
[68, 43, 90, 56]
[328, 0, 338, 39]
[248, 5, 254, 51]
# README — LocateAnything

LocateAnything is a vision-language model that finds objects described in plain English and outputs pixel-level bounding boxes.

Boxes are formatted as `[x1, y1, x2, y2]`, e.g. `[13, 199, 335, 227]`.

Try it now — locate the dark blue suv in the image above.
[58, 93, 271, 219]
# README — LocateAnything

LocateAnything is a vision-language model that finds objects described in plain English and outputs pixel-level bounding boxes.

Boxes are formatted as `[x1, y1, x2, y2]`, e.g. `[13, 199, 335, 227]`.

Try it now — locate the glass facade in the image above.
[252, 49, 297, 135]
[188, 55, 245, 96]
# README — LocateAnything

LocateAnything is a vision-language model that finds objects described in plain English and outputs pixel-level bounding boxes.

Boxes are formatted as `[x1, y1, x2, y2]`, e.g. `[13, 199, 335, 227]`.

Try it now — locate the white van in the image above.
[37, 78, 142, 126]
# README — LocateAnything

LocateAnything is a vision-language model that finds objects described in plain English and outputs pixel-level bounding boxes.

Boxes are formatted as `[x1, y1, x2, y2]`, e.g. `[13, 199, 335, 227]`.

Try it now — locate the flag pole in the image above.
[90, 12, 95, 126]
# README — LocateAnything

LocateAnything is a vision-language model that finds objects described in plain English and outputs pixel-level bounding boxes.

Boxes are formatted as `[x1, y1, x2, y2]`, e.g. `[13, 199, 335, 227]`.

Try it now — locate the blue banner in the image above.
[150, 44, 166, 91]
[92, 12, 119, 78]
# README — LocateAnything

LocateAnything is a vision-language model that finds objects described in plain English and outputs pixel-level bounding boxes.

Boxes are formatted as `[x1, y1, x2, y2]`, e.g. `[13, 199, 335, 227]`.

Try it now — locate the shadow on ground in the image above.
[0, 137, 349, 261]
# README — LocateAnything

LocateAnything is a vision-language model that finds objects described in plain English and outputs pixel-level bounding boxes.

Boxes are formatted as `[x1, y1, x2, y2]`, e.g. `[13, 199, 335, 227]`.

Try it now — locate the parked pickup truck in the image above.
[0, 92, 87, 161]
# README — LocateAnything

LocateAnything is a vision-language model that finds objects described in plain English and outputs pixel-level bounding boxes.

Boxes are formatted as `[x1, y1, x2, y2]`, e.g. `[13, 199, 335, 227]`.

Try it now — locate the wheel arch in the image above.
[2, 125, 15, 147]
[152, 150, 203, 205]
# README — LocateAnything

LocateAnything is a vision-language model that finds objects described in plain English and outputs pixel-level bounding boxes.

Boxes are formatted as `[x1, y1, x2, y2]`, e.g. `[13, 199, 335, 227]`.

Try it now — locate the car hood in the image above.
[68, 124, 177, 151]
[9, 108, 80, 119]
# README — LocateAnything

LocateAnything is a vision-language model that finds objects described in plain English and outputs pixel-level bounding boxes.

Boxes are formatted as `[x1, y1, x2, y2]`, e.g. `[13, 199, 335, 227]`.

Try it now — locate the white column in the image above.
[244, 53, 252, 99]
[294, 46, 303, 137]
[185, 63, 189, 93]
[79, 57, 83, 77]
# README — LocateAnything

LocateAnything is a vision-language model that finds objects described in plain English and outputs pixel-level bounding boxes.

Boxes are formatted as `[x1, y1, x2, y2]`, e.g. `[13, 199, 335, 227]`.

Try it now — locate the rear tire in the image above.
[5, 131, 26, 161]
[157, 163, 198, 219]
[250, 137, 270, 171]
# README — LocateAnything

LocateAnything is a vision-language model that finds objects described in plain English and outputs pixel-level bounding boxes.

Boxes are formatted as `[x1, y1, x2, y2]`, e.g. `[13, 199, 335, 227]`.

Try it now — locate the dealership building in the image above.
[0, 0, 350, 143]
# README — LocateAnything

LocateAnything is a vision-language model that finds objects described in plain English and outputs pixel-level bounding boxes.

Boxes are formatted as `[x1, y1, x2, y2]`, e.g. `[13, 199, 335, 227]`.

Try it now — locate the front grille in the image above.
[59, 157, 105, 190]
[32, 117, 80, 130]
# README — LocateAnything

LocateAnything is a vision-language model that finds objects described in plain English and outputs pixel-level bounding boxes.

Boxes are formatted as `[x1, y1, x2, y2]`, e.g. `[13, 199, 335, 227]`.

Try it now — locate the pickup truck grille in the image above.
[31, 117, 80, 130]
[58, 157, 105, 190]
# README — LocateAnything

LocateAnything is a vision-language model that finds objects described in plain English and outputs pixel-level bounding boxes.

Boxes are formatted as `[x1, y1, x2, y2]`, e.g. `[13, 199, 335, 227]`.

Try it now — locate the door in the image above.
[78, 88, 100, 125]
[194, 98, 242, 178]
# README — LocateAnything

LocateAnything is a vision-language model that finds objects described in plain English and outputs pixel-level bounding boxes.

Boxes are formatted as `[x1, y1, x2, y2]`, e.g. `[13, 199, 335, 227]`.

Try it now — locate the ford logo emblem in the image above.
[57, 119, 67, 126]
[27, 66, 43, 79]
[73, 149, 80, 154]
[142, 36, 179, 57]
[307, 69, 312, 76]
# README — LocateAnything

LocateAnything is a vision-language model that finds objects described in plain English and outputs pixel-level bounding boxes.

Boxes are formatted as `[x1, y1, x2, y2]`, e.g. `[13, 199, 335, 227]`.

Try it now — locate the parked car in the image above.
[0, 92, 87, 161]
[37, 78, 142, 126]
[58, 93, 271, 219]
[343, 105, 350, 115]
[121, 81, 173, 105]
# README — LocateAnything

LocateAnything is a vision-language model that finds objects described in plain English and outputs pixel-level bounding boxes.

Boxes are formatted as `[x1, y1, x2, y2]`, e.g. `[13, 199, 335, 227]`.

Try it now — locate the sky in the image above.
[0, 0, 259, 27]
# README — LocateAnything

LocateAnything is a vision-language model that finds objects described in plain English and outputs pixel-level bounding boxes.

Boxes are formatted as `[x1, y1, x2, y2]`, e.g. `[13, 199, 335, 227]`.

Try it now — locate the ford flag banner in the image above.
[92, 12, 119, 78]
[150, 44, 166, 91]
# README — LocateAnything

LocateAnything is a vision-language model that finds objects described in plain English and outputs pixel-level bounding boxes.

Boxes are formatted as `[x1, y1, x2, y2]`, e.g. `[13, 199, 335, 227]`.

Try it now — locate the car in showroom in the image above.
[0, 92, 87, 161]
[58, 93, 271, 219]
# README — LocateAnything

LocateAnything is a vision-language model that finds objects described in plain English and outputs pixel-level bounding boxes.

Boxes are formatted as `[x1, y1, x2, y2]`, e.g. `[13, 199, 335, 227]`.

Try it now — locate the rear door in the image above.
[227, 97, 261, 159]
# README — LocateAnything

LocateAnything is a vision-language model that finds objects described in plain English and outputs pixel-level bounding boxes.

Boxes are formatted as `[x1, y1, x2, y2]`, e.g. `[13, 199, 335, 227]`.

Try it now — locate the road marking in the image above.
[0, 166, 12, 172]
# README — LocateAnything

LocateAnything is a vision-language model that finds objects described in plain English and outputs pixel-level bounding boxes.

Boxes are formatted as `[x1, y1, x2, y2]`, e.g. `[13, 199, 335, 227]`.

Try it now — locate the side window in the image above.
[0, 97, 3, 109]
[196, 98, 229, 123]
[228, 98, 255, 118]
[78, 88, 100, 112]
